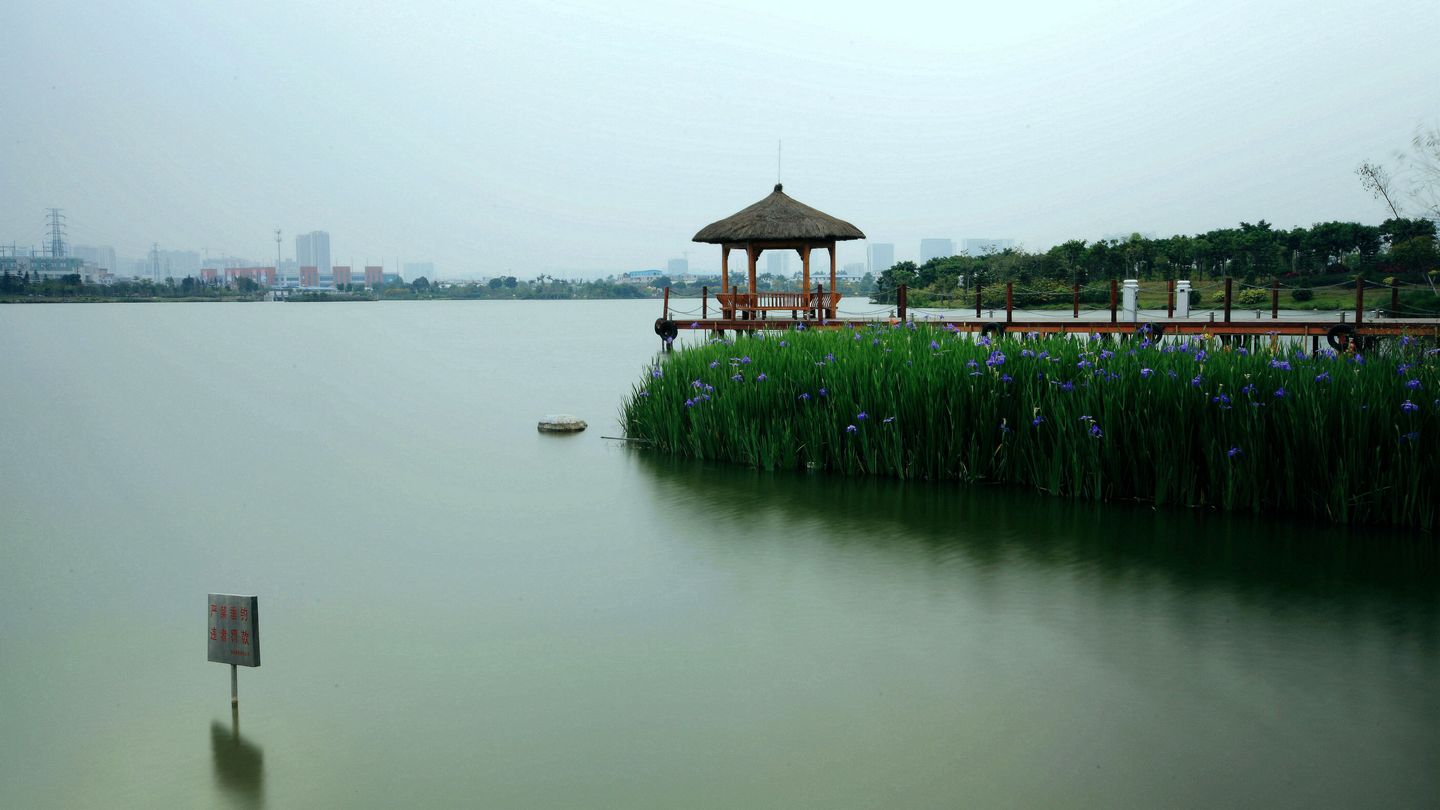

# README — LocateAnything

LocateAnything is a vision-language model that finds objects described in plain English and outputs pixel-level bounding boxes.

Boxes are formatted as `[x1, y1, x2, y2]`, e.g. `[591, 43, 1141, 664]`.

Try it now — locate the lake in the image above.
[1, 300, 1436, 808]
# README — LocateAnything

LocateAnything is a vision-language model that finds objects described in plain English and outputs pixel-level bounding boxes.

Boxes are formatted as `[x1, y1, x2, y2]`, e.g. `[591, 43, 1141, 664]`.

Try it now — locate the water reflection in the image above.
[210, 706, 265, 808]
[635, 453, 1440, 643]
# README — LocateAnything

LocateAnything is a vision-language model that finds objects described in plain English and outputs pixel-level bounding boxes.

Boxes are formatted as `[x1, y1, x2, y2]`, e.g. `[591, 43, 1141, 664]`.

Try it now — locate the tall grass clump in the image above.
[623, 324, 1439, 530]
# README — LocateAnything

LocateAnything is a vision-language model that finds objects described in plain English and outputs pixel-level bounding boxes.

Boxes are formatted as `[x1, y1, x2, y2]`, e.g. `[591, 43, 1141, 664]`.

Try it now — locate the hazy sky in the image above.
[3, 0, 1437, 277]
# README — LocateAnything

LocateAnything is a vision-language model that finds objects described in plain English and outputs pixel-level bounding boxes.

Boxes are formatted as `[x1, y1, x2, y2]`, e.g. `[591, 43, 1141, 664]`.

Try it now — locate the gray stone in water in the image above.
[537, 414, 587, 433]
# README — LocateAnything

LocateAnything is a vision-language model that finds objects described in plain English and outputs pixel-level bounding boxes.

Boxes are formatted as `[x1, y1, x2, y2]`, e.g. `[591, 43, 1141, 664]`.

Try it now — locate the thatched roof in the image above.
[693, 184, 865, 244]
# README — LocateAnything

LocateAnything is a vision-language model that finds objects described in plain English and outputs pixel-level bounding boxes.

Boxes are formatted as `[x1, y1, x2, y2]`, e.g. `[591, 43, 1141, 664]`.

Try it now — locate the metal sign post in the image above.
[208, 594, 260, 704]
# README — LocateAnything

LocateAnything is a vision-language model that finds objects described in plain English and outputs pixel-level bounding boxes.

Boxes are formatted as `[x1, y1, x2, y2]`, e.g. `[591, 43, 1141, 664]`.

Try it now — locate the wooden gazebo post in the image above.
[827, 240, 837, 319]
[746, 245, 759, 319]
[720, 246, 731, 318]
[801, 247, 811, 318]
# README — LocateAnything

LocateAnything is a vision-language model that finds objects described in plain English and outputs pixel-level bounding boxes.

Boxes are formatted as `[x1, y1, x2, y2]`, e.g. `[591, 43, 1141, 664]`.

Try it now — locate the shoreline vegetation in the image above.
[6, 216, 1436, 309]
[622, 324, 1438, 530]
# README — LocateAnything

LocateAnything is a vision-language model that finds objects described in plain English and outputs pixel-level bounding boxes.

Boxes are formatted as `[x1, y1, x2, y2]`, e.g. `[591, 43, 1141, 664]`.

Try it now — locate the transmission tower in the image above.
[45, 208, 67, 258]
[274, 228, 282, 281]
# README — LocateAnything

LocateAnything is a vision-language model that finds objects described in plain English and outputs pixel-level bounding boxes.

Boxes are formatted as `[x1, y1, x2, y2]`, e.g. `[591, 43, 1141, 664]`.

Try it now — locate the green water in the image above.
[1, 301, 1436, 809]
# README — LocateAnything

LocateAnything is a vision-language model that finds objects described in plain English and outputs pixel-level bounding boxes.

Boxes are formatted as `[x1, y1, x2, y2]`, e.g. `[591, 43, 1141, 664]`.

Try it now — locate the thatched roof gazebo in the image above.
[693, 183, 865, 320]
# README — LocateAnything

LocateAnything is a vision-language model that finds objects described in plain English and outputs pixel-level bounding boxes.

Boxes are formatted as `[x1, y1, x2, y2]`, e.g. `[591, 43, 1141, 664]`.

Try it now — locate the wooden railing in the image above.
[715, 290, 840, 319]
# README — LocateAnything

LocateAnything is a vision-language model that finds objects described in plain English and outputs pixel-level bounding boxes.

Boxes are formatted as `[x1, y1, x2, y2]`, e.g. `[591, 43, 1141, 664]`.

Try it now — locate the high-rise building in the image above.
[920, 238, 954, 263]
[962, 238, 1015, 255]
[765, 251, 789, 275]
[333, 266, 352, 287]
[666, 258, 688, 276]
[295, 231, 331, 277]
[72, 244, 117, 273]
[867, 243, 894, 274]
[364, 265, 383, 287]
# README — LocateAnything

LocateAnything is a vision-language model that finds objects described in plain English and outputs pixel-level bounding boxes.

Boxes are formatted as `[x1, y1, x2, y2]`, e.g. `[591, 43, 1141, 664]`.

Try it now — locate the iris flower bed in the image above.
[623, 324, 1438, 529]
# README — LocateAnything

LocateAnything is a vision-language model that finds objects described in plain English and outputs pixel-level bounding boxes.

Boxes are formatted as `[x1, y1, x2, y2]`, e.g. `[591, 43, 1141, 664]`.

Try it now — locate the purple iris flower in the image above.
[1401, 400, 1419, 413]
[1140, 368, 1153, 378]
[1227, 446, 1242, 458]
[845, 424, 858, 434]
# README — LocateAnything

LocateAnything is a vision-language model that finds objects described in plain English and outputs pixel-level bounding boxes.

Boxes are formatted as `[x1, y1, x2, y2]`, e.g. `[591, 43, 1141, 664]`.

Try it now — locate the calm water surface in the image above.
[1, 301, 1436, 809]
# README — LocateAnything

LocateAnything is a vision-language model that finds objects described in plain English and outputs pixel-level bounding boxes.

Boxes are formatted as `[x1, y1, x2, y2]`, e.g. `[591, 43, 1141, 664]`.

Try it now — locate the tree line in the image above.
[873, 217, 1438, 304]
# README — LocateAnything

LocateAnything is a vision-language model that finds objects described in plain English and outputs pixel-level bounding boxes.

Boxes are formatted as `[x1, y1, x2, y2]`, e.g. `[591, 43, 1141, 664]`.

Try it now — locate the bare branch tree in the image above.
[1356, 161, 1404, 219]
[1405, 125, 1440, 220]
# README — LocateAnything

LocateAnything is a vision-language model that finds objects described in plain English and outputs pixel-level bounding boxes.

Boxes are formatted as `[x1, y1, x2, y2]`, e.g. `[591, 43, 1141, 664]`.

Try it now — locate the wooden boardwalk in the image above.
[653, 282, 1440, 350]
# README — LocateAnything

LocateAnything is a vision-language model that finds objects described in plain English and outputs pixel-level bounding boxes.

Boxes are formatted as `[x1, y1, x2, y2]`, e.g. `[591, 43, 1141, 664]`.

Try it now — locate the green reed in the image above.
[623, 324, 1438, 529]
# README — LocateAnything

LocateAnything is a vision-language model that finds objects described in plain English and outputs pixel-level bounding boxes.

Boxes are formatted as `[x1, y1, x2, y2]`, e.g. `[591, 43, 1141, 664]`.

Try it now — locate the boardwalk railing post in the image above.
[1005, 282, 1013, 323]
[1271, 279, 1279, 319]
[1072, 282, 1079, 318]
[702, 286, 708, 319]
[1391, 283, 1400, 318]
[1355, 278, 1364, 325]
[975, 286, 982, 318]
[1167, 279, 1175, 318]
[898, 284, 907, 321]
[663, 286, 670, 320]
[1109, 279, 1118, 324]
[1176, 280, 1191, 318]
[1122, 279, 1139, 322]
[1223, 277, 1233, 323]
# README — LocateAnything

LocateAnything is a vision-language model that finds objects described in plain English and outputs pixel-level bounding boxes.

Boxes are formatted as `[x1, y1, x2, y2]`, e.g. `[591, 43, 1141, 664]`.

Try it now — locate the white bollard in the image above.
[1175, 280, 1192, 318]
[1122, 279, 1139, 322]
